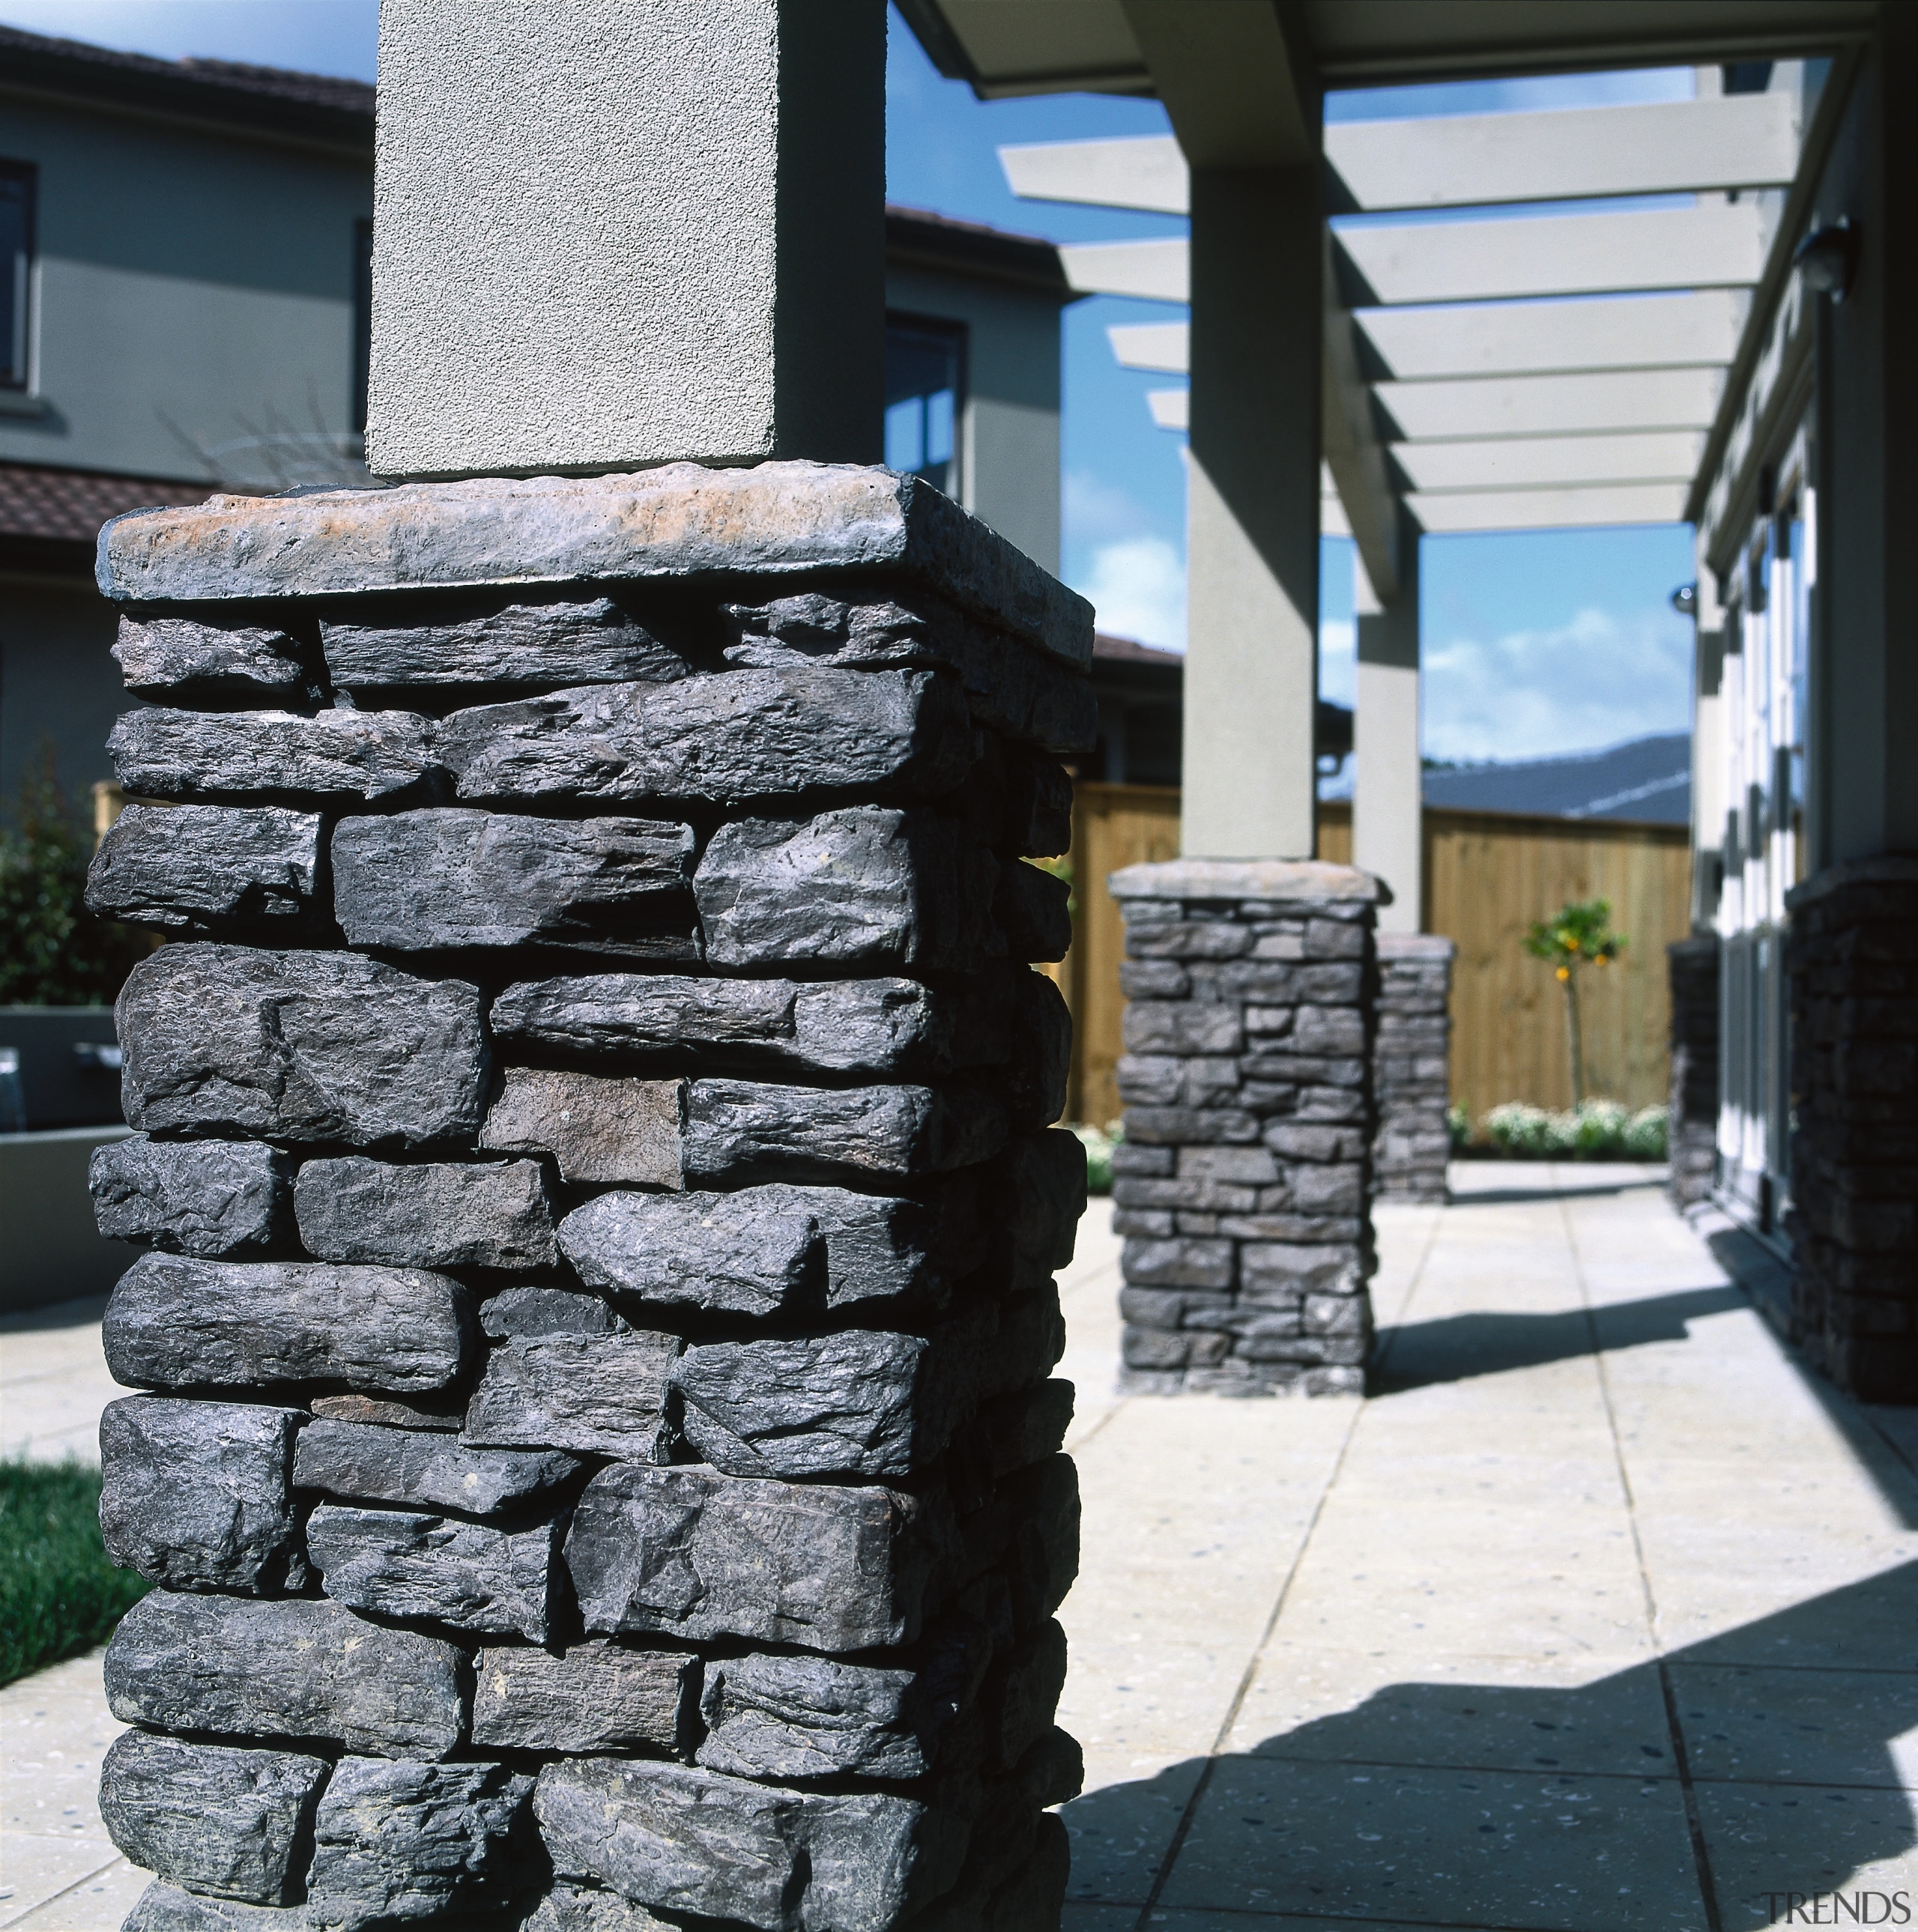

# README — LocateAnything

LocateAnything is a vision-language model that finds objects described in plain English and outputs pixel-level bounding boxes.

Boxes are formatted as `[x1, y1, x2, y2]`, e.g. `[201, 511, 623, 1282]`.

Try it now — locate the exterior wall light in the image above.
[1794, 216, 1859, 303]
[1671, 583, 1698, 617]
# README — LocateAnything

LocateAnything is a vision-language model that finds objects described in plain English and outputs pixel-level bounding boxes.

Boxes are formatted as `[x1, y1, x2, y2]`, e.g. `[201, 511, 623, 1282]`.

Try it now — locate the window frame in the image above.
[883, 309, 968, 504]
[0, 158, 38, 393]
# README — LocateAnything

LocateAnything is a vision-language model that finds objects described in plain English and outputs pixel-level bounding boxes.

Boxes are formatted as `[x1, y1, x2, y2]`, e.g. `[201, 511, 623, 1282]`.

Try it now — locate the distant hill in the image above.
[1420, 733, 1690, 824]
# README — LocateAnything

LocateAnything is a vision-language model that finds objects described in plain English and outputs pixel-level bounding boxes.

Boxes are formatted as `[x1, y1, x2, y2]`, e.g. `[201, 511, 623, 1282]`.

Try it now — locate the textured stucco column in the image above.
[88, 471, 1093, 1931]
[369, 0, 884, 476]
[1181, 168, 1321, 861]
[1352, 515, 1422, 933]
[1109, 859, 1382, 1396]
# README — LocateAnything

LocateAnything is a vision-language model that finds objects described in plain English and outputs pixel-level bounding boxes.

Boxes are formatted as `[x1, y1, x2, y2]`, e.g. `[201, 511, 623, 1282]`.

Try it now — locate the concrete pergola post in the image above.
[1180, 163, 1322, 861]
[1352, 511, 1423, 933]
[369, 0, 884, 476]
[90, 6, 1090, 1928]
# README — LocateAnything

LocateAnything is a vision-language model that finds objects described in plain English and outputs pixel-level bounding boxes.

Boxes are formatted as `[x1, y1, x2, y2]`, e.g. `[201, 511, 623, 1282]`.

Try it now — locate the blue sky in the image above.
[13, 0, 1698, 765]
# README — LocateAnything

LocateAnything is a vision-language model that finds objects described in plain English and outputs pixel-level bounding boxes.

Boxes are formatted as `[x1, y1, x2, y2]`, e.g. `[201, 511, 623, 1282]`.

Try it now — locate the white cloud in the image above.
[1072, 536, 1187, 651]
[1423, 604, 1691, 765]
[1063, 467, 1159, 548]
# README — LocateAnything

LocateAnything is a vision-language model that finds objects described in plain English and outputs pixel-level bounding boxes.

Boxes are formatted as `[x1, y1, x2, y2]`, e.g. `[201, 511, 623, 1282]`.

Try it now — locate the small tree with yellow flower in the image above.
[1522, 897, 1625, 1104]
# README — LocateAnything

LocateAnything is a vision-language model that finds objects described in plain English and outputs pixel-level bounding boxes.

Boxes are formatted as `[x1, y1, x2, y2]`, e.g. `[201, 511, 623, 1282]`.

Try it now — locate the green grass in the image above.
[0, 1459, 149, 1688]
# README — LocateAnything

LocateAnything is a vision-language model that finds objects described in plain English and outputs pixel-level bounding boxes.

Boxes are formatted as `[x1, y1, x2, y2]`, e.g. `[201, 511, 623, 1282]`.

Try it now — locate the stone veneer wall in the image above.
[1372, 933, 1453, 1205]
[1106, 859, 1383, 1397]
[1785, 857, 1918, 1403]
[1666, 933, 1720, 1211]
[85, 464, 1093, 1932]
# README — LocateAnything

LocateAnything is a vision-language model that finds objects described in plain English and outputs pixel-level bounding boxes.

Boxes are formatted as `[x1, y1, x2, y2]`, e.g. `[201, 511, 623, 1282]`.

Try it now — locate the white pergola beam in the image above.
[1391, 430, 1707, 492]
[1376, 366, 1724, 439]
[1146, 387, 1188, 430]
[1408, 482, 1689, 532]
[1337, 203, 1766, 306]
[1059, 237, 1189, 302]
[1327, 93, 1799, 211]
[1069, 205, 1767, 308]
[1355, 290, 1746, 379]
[1002, 135, 1186, 213]
[1110, 321, 1189, 372]
[1116, 294, 1747, 381]
[1005, 93, 1797, 217]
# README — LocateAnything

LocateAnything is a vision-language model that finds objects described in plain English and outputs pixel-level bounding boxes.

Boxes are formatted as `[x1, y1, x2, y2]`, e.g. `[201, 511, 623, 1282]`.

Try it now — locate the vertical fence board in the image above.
[1055, 788, 1689, 1125]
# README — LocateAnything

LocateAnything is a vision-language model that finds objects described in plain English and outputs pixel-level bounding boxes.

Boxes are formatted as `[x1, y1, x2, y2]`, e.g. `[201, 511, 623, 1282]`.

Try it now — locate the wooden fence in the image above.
[1048, 784, 1690, 1127]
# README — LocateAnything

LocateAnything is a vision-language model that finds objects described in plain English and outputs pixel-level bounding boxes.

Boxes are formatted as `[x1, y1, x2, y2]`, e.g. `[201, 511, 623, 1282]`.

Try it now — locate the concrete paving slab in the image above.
[0, 1649, 130, 1932]
[1223, 1641, 1678, 1779]
[0, 1297, 115, 1465]
[1157, 1755, 1706, 1931]
[1061, 1754, 1208, 1909]
[1693, 1779, 1918, 1929]
[1668, 1662, 1918, 1790]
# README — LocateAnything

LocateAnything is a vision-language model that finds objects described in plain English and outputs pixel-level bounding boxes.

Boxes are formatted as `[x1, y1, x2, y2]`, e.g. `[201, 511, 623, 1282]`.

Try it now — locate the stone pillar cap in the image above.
[1107, 858, 1389, 903]
[96, 462, 1092, 666]
[1376, 932, 1454, 959]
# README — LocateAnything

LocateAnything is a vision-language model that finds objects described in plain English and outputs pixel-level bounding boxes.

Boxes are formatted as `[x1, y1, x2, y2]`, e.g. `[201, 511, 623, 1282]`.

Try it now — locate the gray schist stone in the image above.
[534, 1757, 964, 1932]
[95, 465, 1093, 667]
[330, 810, 697, 956]
[984, 1621, 1069, 1771]
[696, 1652, 951, 1783]
[1003, 1130, 1089, 1288]
[123, 1882, 312, 1932]
[98, 1396, 309, 1593]
[294, 1417, 580, 1517]
[557, 1185, 941, 1319]
[993, 861, 1071, 964]
[718, 591, 1095, 755]
[480, 1068, 683, 1186]
[523, 1884, 675, 1932]
[471, 1640, 696, 1755]
[683, 1079, 1004, 1184]
[117, 945, 488, 1149]
[100, 1731, 328, 1906]
[490, 972, 1004, 1080]
[464, 1324, 681, 1462]
[321, 598, 691, 694]
[293, 1156, 557, 1271]
[104, 1253, 476, 1396]
[438, 667, 972, 806]
[566, 1464, 934, 1652]
[673, 1330, 941, 1481]
[114, 614, 312, 703]
[480, 1285, 623, 1339]
[86, 805, 324, 932]
[91, 1136, 292, 1257]
[306, 1502, 561, 1643]
[103, 1591, 466, 1758]
[695, 809, 997, 972]
[109, 707, 438, 804]
[306, 1757, 533, 1932]
[309, 1393, 461, 1432]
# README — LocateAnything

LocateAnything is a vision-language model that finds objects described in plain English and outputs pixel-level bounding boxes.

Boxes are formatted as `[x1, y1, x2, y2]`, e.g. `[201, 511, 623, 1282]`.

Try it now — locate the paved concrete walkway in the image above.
[1056, 1164, 1918, 1931]
[4, 1167, 1916, 1930]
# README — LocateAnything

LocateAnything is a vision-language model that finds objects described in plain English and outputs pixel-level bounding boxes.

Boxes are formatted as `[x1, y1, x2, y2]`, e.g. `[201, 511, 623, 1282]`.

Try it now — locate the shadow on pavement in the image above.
[1062, 1563, 1918, 1931]
[1373, 1286, 1747, 1393]
[0, 1291, 109, 1336]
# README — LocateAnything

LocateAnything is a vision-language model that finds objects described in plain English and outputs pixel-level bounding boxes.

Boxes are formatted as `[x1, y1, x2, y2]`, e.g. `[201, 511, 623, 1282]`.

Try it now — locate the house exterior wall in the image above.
[884, 261, 1062, 575]
[0, 578, 124, 806]
[0, 95, 371, 485]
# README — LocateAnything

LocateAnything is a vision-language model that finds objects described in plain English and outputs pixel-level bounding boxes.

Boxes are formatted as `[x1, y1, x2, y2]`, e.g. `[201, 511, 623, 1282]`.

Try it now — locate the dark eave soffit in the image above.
[897, 0, 1878, 99]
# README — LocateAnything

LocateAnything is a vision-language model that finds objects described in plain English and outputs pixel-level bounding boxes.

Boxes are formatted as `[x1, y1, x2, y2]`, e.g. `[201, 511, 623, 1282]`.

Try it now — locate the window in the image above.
[352, 218, 373, 434]
[884, 315, 964, 498]
[0, 162, 36, 390]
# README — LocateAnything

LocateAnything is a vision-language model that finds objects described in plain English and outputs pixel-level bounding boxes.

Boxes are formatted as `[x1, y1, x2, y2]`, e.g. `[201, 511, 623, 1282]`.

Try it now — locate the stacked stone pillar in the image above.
[1666, 933, 1720, 1211]
[1371, 933, 1453, 1205]
[87, 465, 1092, 1932]
[1785, 858, 1918, 1402]
[1108, 860, 1383, 1396]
